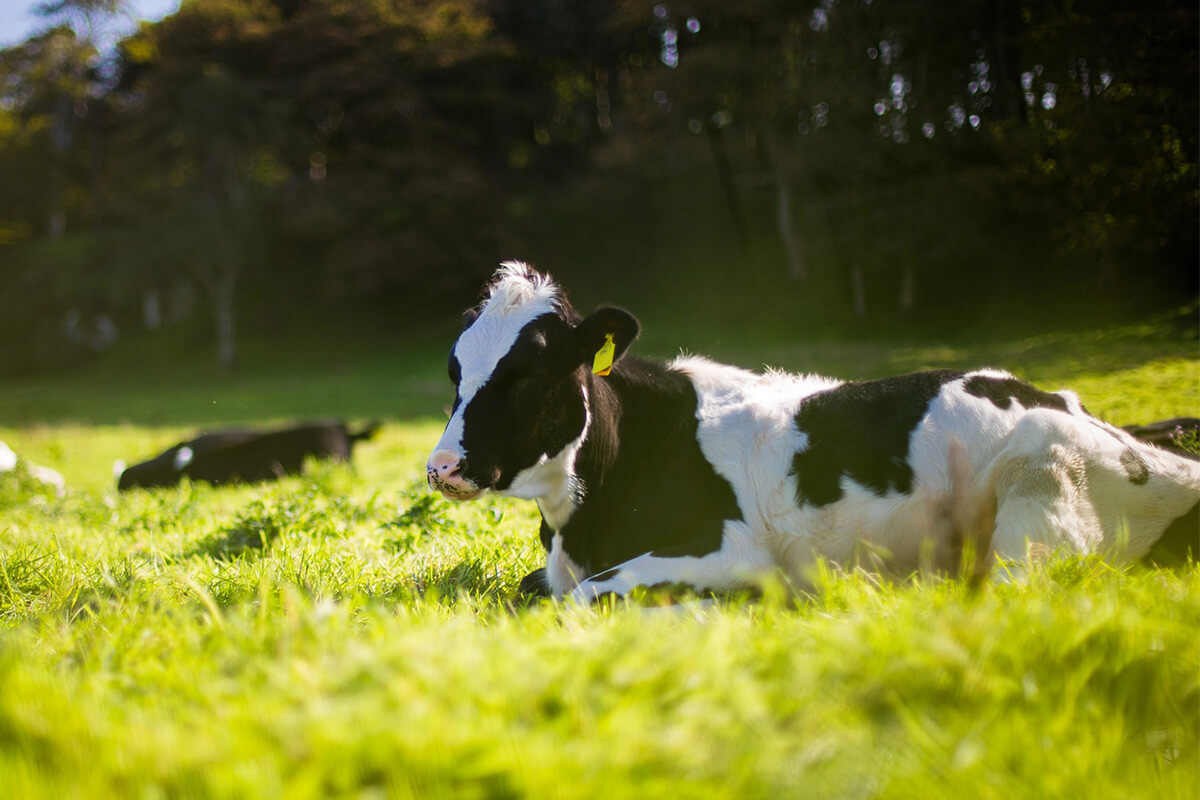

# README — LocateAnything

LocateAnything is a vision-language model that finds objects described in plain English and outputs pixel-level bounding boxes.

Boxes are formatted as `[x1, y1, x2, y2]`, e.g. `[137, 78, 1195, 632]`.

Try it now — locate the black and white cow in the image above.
[118, 420, 380, 490]
[427, 262, 1200, 602]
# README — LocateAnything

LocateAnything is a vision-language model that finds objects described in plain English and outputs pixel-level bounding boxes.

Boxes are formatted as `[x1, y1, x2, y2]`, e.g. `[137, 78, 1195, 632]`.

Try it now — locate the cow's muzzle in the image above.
[426, 449, 483, 501]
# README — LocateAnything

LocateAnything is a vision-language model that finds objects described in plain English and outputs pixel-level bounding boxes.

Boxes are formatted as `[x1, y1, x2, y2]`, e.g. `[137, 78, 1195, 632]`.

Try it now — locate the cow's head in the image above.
[426, 262, 639, 501]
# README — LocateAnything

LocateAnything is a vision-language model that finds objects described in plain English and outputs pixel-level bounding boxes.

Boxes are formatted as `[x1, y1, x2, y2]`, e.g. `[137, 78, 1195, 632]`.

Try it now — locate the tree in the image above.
[0, 26, 97, 240]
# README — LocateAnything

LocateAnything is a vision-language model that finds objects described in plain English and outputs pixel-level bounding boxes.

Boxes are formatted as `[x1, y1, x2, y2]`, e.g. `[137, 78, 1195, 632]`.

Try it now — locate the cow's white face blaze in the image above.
[426, 262, 639, 505]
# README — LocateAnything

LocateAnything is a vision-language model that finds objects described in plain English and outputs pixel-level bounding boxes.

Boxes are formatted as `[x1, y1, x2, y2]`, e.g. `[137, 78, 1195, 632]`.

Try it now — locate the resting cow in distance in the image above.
[1121, 418, 1200, 460]
[118, 420, 380, 490]
[426, 262, 1200, 603]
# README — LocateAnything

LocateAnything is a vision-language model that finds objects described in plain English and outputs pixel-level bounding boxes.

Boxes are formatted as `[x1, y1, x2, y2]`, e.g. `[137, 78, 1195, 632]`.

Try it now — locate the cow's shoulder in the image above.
[560, 356, 744, 574]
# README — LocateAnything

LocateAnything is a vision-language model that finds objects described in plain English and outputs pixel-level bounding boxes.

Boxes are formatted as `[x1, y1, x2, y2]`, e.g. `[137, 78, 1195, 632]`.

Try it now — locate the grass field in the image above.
[0, 306, 1197, 798]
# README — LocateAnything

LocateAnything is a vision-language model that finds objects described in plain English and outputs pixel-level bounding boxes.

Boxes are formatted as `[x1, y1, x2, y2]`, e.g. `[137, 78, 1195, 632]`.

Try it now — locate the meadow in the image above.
[0, 305, 1197, 799]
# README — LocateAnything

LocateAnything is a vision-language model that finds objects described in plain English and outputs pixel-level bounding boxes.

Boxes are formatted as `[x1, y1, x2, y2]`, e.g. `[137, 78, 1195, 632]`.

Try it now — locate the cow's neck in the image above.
[537, 356, 674, 528]
[529, 429, 588, 531]
[517, 384, 591, 531]
[527, 357, 689, 539]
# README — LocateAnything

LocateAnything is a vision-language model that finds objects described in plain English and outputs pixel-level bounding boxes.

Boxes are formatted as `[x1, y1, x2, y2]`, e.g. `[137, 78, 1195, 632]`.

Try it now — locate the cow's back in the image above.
[676, 361, 1194, 576]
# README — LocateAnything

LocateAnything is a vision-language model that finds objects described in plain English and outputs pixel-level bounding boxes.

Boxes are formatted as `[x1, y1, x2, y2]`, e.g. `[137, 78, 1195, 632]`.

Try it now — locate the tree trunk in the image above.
[775, 170, 805, 283]
[762, 130, 805, 282]
[46, 94, 73, 240]
[704, 123, 750, 249]
[991, 0, 1027, 122]
[851, 263, 866, 316]
[899, 260, 915, 313]
[901, 184, 917, 313]
[593, 68, 612, 133]
[214, 275, 237, 370]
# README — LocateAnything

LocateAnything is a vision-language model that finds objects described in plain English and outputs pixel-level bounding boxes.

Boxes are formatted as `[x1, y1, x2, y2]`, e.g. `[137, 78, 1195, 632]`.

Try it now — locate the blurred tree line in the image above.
[0, 0, 1195, 372]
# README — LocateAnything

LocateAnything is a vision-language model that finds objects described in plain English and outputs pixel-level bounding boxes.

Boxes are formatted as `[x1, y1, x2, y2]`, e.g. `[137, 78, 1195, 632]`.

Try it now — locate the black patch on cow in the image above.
[791, 370, 965, 508]
[589, 566, 621, 582]
[650, 539, 724, 559]
[516, 568, 551, 598]
[963, 375, 1070, 413]
[556, 356, 742, 576]
[1119, 449, 1151, 485]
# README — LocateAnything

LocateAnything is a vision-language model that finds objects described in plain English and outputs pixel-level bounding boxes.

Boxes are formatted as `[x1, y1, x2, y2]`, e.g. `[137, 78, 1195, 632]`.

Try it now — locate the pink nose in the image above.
[428, 449, 463, 476]
[429, 448, 460, 472]
[427, 449, 476, 496]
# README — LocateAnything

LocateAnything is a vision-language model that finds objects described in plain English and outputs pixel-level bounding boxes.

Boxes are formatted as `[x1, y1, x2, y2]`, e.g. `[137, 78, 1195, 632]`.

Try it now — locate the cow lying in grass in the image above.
[118, 420, 379, 490]
[0, 441, 66, 497]
[1121, 418, 1200, 459]
[426, 262, 1200, 602]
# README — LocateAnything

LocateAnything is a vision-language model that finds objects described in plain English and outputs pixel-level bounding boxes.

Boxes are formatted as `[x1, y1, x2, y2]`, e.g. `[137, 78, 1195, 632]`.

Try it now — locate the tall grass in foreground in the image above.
[0, 313, 1196, 798]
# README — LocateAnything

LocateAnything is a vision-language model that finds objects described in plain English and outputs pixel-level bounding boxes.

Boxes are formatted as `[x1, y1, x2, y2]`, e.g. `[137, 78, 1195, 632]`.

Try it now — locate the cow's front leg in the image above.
[569, 521, 772, 604]
[516, 567, 551, 598]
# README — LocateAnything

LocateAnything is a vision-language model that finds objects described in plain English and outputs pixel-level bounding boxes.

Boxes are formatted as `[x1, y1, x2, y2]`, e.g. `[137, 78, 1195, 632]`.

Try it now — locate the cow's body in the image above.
[427, 263, 1200, 602]
[0, 441, 66, 497]
[118, 420, 380, 490]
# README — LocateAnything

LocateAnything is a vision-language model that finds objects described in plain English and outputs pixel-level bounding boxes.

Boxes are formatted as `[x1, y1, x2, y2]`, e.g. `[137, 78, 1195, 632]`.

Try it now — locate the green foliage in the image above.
[1168, 425, 1200, 458]
[1, 0, 1196, 376]
[0, 314, 1196, 797]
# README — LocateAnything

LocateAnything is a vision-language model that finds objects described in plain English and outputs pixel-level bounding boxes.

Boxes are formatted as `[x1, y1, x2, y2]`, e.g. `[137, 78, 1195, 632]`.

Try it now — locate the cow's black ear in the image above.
[576, 306, 640, 373]
[462, 307, 480, 329]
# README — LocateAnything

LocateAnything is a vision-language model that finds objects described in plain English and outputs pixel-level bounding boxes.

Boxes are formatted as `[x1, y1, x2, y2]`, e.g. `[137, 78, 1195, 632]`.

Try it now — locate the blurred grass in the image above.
[0, 305, 1196, 798]
[0, 298, 1194, 428]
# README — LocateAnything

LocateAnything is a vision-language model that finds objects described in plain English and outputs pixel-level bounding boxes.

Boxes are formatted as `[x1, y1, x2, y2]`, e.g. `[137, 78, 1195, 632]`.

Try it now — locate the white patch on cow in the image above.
[432, 261, 560, 458]
[30, 464, 65, 497]
[0, 441, 16, 474]
[505, 385, 590, 530]
[433, 407, 468, 464]
[0, 442, 66, 496]
[174, 446, 194, 471]
[671, 354, 839, 546]
[547, 532, 587, 597]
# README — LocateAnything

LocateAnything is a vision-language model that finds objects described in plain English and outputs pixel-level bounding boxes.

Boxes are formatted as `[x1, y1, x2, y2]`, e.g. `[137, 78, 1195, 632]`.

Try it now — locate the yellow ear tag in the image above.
[592, 333, 616, 376]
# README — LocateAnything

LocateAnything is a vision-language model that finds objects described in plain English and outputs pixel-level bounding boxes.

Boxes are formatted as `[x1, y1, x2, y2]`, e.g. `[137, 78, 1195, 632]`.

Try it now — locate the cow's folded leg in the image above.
[568, 522, 772, 604]
[516, 567, 551, 598]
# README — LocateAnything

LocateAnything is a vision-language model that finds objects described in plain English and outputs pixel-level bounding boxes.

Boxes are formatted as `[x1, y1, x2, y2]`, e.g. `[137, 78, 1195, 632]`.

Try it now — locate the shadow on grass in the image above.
[182, 495, 299, 561]
[358, 558, 516, 607]
[186, 524, 280, 561]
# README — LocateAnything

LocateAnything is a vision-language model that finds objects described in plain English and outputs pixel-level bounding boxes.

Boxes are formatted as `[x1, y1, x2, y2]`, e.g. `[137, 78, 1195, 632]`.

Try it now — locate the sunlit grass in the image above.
[0, 310, 1196, 797]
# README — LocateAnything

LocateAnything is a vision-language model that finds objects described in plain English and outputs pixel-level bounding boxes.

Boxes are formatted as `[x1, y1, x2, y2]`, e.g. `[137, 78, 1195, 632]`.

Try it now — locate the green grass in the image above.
[0, 309, 1197, 798]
